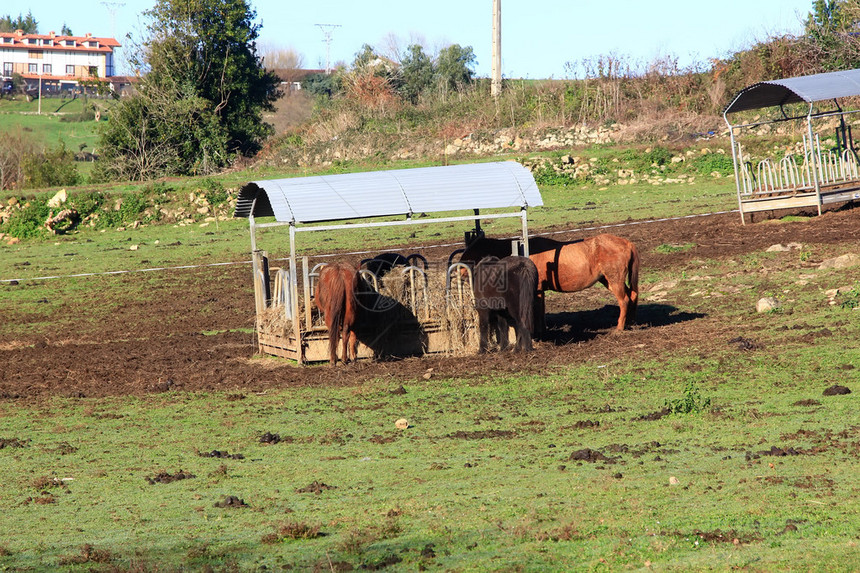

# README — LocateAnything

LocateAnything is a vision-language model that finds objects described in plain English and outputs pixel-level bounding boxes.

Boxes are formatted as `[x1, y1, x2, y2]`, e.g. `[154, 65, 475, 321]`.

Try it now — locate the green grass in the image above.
[2, 139, 858, 570]
[0, 346, 857, 570]
[0, 98, 105, 152]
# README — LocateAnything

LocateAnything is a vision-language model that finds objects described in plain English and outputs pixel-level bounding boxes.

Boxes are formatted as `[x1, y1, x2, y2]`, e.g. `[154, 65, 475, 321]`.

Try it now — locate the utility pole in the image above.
[491, 0, 501, 98]
[315, 23, 341, 75]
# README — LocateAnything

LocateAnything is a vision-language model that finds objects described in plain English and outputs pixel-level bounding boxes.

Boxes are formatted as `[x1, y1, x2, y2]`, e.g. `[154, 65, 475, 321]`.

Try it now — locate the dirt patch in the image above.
[635, 408, 670, 421]
[198, 449, 244, 459]
[296, 481, 337, 494]
[668, 529, 761, 544]
[259, 432, 286, 444]
[58, 544, 113, 565]
[0, 437, 28, 449]
[792, 399, 821, 407]
[569, 448, 617, 463]
[728, 336, 762, 351]
[213, 495, 249, 508]
[2, 208, 860, 399]
[445, 429, 517, 440]
[43, 442, 78, 455]
[823, 385, 852, 396]
[146, 470, 196, 484]
[759, 445, 804, 456]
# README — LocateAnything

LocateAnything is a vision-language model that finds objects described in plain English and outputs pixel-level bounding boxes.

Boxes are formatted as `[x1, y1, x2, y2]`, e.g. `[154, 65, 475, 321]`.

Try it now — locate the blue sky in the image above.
[21, 0, 814, 78]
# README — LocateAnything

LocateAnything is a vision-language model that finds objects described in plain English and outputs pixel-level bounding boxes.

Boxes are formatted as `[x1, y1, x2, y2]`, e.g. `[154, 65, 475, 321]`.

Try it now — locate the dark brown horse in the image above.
[471, 256, 539, 353]
[460, 234, 640, 331]
[315, 262, 359, 365]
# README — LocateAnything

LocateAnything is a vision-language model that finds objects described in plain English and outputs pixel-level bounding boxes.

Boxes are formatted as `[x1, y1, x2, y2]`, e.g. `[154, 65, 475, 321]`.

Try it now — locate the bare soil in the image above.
[1, 205, 859, 399]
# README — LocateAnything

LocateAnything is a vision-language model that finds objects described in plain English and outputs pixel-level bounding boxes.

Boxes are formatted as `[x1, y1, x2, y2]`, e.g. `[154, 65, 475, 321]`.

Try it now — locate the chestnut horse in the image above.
[315, 262, 359, 365]
[471, 256, 539, 352]
[460, 234, 640, 331]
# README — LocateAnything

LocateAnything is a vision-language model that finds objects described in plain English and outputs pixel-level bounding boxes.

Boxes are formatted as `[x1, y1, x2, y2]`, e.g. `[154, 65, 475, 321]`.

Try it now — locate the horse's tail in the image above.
[627, 241, 640, 320]
[517, 260, 539, 334]
[342, 269, 358, 360]
[327, 272, 347, 363]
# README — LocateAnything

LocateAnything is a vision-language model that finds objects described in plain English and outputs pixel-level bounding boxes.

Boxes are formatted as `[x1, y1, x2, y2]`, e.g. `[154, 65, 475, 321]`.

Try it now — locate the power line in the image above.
[100, 1, 126, 39]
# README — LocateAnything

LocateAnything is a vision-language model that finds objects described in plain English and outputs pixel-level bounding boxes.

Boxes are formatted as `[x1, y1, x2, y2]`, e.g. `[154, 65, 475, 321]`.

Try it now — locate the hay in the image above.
[256, 305, 294, 338]
[257, 262, 481, 356]
[375, 265, 479, 356]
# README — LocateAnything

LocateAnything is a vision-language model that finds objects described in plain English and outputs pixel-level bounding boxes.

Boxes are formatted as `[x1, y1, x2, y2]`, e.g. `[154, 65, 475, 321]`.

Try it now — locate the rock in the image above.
[47, 189, 67, 208]
[395, 418, 409, 430]
[649, 280, 679, 292]
[766, 244, 791, 252]
[756, 297, 781, 313]
[818, 253, 860, 270]
[669, 476, 680, 485]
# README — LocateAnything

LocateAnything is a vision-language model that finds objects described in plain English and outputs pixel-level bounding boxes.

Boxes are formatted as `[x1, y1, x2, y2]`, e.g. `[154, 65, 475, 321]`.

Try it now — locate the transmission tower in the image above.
[315, 23, 341, 74]
[100, 1, 126, 39]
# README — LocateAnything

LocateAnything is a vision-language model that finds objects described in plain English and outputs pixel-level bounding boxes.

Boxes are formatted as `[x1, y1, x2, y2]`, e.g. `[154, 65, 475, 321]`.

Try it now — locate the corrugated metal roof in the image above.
[724, 68, 860, 114]
[233, 161, 543, 223]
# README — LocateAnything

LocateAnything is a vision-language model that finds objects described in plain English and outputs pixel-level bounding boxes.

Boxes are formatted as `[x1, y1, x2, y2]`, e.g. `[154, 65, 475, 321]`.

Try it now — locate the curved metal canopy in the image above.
[724, 68, 860, 114]
[233, 161, 542, 223]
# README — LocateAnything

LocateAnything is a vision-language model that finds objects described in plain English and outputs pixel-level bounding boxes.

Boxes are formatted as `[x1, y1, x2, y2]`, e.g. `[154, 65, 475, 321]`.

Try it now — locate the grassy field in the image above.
[0, 96, 105, 150]
[0, 298, 858, 570]
[1, 143, 858, 570]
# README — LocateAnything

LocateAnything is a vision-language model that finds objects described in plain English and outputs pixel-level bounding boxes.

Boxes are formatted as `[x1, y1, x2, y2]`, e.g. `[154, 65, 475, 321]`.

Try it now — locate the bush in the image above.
[201, 178, 227, 207]
[692, 152, 734, 176]
[22, 144, 79, 189]
[1, 199, 51, 239]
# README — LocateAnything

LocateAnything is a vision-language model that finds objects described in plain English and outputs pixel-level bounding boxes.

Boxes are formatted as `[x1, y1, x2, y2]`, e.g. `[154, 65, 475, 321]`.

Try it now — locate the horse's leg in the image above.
[606, 277, 631, 331]
[517, 324, 533, 352]
[534, 290, 546, 338]
[496, 312, 510, 351]
[477, 309, 491, 353]
[348, 329, 358, 363]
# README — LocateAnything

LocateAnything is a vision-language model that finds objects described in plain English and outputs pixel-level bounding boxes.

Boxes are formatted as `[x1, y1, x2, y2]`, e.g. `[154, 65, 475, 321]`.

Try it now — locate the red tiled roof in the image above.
[0, 31, 120, 52]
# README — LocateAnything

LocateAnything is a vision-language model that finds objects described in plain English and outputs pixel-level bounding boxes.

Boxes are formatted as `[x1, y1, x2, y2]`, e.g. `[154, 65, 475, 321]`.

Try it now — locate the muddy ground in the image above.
[1, 205, 858, 399]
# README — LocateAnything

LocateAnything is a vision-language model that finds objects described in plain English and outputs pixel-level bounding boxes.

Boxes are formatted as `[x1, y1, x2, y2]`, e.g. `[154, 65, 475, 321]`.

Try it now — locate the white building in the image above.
[1, 29, 125, 94]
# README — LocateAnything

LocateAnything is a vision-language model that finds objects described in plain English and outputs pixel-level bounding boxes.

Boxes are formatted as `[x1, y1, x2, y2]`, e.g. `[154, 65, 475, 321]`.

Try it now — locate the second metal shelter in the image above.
[724, 68, 860, 223]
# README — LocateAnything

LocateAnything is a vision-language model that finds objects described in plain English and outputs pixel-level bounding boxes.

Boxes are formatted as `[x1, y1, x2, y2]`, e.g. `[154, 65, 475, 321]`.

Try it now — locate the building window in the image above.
[28, 63, 37, 73]
[3, 62, 12, 76]
[42, 64, 51, 74]
[28, 50, 43, 59]
[66, 64, 74, 75]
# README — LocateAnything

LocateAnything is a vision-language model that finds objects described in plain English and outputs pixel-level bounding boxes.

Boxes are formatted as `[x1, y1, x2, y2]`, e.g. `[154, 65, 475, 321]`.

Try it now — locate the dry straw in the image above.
[256, 262, 480, 356]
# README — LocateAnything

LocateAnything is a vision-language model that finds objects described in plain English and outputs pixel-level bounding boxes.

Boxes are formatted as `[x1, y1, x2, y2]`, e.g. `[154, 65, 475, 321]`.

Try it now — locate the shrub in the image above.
[664, 381, 711, 415]
[201, 178, 227, 207]
[22, 144, 79, 189]
[1, 199, 51, 239]
[692, 152, 734, 175]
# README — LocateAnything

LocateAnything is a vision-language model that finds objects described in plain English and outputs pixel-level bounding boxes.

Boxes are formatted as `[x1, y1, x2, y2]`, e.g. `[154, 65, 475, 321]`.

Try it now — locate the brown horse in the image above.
[471, 256, 539, 352]
[461, 234, 640, 331]
[315, 262, 359, 365]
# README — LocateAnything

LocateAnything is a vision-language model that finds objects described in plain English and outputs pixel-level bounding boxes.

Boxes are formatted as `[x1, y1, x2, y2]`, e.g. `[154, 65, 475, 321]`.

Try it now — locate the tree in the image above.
[436, 44, 477, 92]
[60, 23, 72, 36]
[259, 43, 306, 93]
[0, 11, 38, 33]
[302, 72, 342, 98]
[397, 44, 435, 103]
[804, 0, 860, 70]
[98, 0, 279, 180]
